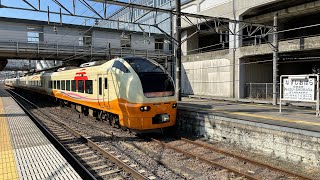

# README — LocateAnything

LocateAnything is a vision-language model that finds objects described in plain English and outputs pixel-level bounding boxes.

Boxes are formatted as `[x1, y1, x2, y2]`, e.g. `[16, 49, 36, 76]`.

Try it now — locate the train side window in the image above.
[99, 78, 102, 95]
[53, 80, 57, 89]
[49, 80, 52, 88]
[85, 80, 93, 94]
[71, 80, 76, 92]
[66, 80, 70, 91]
[104, 78, 108, 89]
[78, 80, 84, 93]
[57, 80, 61, 89]
[61, 80, 65, 90]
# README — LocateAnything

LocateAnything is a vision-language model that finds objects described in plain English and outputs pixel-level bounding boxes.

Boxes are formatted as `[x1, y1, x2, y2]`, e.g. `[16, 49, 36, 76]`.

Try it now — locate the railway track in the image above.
[44, 106, 311, 180]
[8, 89, 153, 180]
[150, 137, 311, 180]
[8, 88, 314, 179]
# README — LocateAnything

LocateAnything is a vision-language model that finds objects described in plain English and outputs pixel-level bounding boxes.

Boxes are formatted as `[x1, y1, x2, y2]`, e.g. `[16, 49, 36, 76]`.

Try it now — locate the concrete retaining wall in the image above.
[177, 109, 320, 168]
[182, 59, 231, 97]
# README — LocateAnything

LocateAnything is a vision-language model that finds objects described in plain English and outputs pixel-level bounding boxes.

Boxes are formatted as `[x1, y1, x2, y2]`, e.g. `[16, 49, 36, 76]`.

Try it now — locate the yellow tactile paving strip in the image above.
[0, 98, 19, 180]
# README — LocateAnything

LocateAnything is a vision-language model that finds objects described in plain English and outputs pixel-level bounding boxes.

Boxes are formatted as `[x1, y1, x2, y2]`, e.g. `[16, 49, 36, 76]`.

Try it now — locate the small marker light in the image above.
[140, 106, 151, 112]
[172, 103, 177, 108]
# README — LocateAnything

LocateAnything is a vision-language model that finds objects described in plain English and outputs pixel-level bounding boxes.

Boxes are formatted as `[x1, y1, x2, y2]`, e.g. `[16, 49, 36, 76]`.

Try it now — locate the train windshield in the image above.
[123, 57, 165, 73]
[124, 57, 175, 98]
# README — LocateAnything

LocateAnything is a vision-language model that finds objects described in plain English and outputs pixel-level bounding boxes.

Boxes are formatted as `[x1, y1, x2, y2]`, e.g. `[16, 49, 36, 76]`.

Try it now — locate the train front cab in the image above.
[119, 57, 177, 130]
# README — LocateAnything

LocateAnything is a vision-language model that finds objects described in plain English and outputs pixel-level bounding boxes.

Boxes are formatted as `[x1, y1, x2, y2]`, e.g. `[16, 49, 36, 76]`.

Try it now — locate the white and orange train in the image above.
[5, 57, 177, 131]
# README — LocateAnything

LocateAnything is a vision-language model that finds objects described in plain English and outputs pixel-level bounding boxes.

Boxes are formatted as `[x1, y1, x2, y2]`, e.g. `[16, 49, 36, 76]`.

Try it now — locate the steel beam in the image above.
[21, 0, 37, 10]
[89, 0, 273, 28]
[79, 0, 104, 19]
[52, 0, 74, 15]
[1, 5, 159, 27]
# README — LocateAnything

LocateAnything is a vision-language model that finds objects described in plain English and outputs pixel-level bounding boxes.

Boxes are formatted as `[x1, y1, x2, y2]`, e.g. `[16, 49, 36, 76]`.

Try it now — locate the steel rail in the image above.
[7, 89, 147, 180]
[7, 89, 97, 180]
[180, 138, 311, 180]
[150, 138, 258, 180]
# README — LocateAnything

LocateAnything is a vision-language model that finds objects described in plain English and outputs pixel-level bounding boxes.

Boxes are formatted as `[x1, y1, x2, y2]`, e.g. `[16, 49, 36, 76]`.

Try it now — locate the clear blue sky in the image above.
[0, 0, 124, 25]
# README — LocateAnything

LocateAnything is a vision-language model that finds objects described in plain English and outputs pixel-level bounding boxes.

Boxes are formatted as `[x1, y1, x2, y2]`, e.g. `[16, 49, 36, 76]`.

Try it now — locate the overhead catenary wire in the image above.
[21, 0, 151, 65]
[3, 0, 315, 67]
[27, 0, 155, 64]
[22, 1, 101, 63]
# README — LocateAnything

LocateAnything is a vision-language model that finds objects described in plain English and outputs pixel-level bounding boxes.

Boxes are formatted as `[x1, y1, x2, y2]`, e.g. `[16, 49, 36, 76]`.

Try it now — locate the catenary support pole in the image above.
[272, 12, 279, 105]
[232, 0, 236, 98]
[176, 0, 182, 101]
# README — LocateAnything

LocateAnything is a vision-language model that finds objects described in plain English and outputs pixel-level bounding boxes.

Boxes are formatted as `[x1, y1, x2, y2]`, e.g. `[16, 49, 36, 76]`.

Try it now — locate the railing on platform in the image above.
[246, 83, 280, 100]
[0, 41, 171, 60]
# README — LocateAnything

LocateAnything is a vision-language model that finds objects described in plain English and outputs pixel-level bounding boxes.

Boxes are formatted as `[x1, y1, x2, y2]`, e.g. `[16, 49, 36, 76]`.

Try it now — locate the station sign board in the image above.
[282, 78, 315, 101]
[280, 74, 319, 116]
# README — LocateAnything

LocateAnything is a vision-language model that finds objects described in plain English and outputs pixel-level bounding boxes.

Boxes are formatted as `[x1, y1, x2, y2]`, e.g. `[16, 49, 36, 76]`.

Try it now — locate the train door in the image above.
[97, 74, 109, 109]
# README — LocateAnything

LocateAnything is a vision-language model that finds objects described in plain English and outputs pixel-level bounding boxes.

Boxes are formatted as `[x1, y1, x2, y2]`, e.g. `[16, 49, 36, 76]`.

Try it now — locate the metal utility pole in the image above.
[176, 0, 182, 101]
[272, 12, 279, 105]
[232, 0, 236, 98]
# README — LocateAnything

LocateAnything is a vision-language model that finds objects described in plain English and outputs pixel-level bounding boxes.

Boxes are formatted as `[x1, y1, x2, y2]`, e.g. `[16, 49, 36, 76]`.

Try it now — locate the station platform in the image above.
[178, 96, 320, 176]
[0, 87, 81, 180]
[179, 96, 320, 133]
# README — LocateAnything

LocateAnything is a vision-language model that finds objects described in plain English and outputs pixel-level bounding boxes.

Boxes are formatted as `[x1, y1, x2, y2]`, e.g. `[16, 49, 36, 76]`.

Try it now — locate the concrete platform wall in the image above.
[177, 109, 320, 168]
[182, 58, 231, 97]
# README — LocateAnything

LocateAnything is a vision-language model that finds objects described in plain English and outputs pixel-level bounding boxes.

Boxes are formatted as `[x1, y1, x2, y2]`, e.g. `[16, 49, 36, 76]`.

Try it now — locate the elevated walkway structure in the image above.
[0, 41, 170, 61]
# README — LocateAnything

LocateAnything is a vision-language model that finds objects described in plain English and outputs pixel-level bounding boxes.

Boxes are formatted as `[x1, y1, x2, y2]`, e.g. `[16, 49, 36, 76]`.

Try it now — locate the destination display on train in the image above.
[283, 78, 315, 101]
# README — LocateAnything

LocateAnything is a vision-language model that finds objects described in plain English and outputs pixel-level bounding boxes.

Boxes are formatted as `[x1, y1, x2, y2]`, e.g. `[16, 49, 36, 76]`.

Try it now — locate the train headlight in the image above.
[172, 103, 177, 108]
[140, 106, 151, 112]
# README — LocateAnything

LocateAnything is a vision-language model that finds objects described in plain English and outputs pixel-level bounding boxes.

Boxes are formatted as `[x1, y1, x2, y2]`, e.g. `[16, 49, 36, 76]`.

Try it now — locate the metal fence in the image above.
[246, 83, 280, 100]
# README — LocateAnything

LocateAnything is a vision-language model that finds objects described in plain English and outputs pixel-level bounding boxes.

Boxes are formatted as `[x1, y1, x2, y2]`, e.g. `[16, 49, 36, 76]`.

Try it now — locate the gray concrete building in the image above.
[180, 0, 320, 99]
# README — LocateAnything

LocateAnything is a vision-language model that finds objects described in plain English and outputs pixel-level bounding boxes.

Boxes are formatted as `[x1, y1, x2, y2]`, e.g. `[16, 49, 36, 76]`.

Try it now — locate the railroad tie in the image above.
[109, 176, 123, 180]
[212, 169, 228, 175]
[73, 147, 90, 152]
[235, 176, 246, 180]
[81, 155, 98, 160]
[68, 144, 86, 149]
[138, 169, 146, 173]
[91, 164, 111, 171]
[77, 151, 94, 156]
[98, 169, 121, 176]
[86, 159, 105, 165]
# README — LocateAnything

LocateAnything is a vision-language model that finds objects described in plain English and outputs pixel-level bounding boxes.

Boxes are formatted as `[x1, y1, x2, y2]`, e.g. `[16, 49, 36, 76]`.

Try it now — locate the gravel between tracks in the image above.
[13, 89, 319, 179]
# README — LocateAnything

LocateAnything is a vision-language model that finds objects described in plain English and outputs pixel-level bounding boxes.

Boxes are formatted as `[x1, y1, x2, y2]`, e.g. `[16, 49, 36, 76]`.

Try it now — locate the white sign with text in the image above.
[283, 78, 315, 101]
